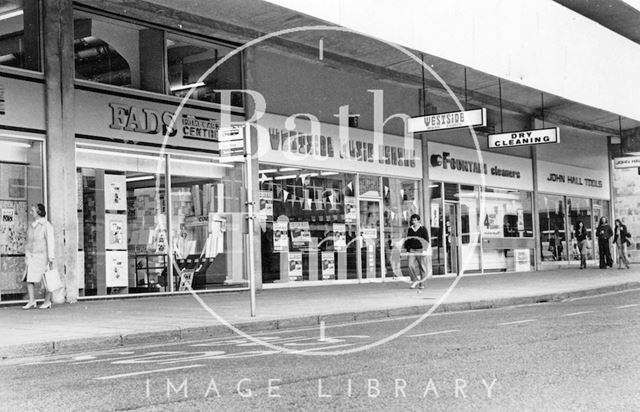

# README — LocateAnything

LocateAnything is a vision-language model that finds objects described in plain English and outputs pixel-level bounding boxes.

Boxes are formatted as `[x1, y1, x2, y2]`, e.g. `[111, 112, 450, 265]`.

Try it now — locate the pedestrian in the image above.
[613, 218, 631, 269]
[574, 220, 587, 269]
[22, 203, 55, 310]
[596, 216, 613, 269]
[404, 214, 431, 289]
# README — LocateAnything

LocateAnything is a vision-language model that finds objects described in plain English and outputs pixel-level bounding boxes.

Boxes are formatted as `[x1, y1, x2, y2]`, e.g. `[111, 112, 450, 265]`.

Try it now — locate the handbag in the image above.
[42, 268, 64, 292]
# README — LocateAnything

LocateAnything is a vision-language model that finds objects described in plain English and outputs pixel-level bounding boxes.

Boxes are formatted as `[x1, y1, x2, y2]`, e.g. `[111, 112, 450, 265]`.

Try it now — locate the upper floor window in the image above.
[73, 10, 243, 107]
[0, 0, 41, 71]
[167, 34, 243, 107]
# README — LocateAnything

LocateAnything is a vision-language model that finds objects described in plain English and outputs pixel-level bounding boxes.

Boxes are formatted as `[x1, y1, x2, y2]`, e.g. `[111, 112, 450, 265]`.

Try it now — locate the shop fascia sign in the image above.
[613, 156, 640, 169]
[407, 108, 486, 133]
[488, 127, 559, 149]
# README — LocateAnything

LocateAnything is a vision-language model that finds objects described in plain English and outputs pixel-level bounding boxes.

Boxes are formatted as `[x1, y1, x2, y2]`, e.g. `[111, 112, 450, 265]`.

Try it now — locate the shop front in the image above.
[74, 85, 248, 296]
[0, 72, 46, 302]
[255, 113, 423, 284]
[536, 160, 610, 267]
[427, 142, 535, 275]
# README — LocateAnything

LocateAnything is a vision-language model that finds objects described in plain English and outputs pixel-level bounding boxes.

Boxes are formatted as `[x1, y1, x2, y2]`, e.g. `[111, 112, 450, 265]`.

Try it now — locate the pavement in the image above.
[1, 266, 638, 360]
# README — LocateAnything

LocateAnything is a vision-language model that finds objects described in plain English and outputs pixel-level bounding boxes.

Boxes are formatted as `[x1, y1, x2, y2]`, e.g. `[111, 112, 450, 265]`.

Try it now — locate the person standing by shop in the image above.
[613, 219, 631, 270]
[22, 204, 55, 310]
[596, 216, 613, 269]
[404, 214, 431, 289]
[574, 220, 588, 269]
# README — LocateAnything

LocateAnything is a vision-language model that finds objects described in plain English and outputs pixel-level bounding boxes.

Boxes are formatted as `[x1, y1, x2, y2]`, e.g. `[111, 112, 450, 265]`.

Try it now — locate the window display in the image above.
[77, 147, 245, 296]
[0, 138, 44, 301]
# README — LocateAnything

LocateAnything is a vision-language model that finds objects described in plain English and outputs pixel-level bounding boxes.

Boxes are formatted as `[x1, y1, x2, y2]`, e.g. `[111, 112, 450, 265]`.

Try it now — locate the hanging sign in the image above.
[218, 126, 245, 163]
[407, 108, 486, 133]
[613, 156, 640, 169]
[488, 127, 559, 149]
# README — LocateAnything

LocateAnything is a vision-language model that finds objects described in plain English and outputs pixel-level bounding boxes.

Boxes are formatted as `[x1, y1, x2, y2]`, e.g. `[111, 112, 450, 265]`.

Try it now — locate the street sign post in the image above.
[216, 125, 257, 317]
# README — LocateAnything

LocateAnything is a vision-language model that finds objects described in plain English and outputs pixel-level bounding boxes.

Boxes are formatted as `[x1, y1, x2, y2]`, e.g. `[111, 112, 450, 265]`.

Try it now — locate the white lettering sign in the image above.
[488, 127, 559, 149]
[408, 108, 486, 133]
[613, 156, 640, 169]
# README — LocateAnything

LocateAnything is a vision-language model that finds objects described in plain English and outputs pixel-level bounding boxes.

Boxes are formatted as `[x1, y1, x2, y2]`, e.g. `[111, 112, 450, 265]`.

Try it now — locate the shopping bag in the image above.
[51, 287, 66, 304]
[42, 268, 63, 292]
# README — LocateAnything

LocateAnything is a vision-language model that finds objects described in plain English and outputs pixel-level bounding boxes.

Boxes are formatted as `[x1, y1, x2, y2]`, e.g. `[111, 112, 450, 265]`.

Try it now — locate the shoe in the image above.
[410, 281, 419, 289]
[418, 285, 425, 290]
[22, 301, 37, 310]
[39, 301, 52, 310]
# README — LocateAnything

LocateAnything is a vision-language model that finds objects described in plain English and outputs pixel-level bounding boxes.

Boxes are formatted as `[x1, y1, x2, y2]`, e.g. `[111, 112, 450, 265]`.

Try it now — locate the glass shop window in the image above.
[0, 0, 41, 71]
[166, 34, 243, 107]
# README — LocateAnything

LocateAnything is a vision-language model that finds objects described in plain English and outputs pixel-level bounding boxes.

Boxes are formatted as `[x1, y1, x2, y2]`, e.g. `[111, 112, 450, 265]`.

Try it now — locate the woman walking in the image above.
[574, 220, 588, 269]
[22, 204, 55, 309]
[613, 219, 631, 269]
[596, 217, 613, 269]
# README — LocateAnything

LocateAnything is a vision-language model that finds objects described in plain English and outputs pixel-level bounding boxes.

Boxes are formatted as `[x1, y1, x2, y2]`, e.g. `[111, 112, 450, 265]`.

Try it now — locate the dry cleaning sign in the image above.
[488, 127, 559, 149]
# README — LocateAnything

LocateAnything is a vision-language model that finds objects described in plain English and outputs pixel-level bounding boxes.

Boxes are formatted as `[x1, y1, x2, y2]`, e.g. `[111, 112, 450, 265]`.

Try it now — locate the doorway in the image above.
[359, 199, 383, 279]
[444, 201, 460, 274]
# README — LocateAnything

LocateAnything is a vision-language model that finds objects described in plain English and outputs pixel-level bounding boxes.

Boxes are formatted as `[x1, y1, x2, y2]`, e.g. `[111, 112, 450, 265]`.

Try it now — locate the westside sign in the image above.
[407, 108, 486, 133]
[613, 156, 640, 169]
[488, 127, 559, 149]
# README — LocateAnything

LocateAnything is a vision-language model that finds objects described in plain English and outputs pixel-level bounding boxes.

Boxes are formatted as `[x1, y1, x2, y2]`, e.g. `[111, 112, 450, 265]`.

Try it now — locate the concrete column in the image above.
[42, 0, 79, 303]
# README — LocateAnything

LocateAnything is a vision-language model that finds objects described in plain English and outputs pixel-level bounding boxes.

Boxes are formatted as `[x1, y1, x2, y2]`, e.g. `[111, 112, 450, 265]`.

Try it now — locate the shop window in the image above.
[0, 0, 41, 71]
[169, 156, 246, 290]
[76, 148, 244, 296]
[167, 34, 243, 107]
[481, 187, 534, 272]
[567, 197, 593, 261]
[73, 11, 165, 91]
[0, 138, 44, 301]
[537, 194, 566, 262]
[258, 166, 356, 283]
[383, 177, 420, 278]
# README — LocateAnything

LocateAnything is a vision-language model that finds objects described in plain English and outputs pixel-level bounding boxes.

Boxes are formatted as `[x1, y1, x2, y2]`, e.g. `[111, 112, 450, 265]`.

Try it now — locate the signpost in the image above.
[488, 127, 559, 149]
[407, 108, 486, 133]
[217, 125, 257, 316]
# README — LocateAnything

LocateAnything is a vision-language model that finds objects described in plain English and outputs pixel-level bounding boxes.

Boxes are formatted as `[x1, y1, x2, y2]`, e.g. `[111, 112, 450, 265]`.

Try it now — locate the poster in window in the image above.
[290, 221, 311, 247]
[482, 213, 502, 238]
[333, 223, 346, 251]
[517, 209, 524, 231]
[0, 164, 26, 200]
[288, 252, 302, 281]
[105, 213, 127, 250]
[2, 208, 14, 223]
[105, 250, 128, 287]
[321, 252, 335, 280]
[344, 197, 356, 222]
[514, 249, 531, 272]
[104, 174, 127, 211]
[274, 221, 289, 252]
[259, 191, 273, 222]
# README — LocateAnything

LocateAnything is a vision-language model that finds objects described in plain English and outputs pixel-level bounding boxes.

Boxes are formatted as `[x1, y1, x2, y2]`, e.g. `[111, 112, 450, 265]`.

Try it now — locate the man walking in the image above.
[405, 214, 431, 289]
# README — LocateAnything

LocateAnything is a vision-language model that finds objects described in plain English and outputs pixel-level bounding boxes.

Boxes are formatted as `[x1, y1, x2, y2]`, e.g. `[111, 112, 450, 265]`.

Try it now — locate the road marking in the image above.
[73, 355, 96, 361]
[561, 311, 594, 317]
[408, 329, 460, 338]
[94, 364, 204, 380]
[616, 304, 638, 309]
[497, 319, 536, 326]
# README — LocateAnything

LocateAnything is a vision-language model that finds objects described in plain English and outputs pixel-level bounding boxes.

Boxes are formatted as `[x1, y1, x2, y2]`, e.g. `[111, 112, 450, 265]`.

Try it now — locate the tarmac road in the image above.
[2, 288, 639, 411]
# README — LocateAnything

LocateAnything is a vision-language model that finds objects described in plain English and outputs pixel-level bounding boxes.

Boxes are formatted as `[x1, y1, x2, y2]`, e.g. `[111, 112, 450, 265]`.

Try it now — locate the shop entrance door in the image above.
[359, 199, 383, 279]
[444, 202, 460, 274]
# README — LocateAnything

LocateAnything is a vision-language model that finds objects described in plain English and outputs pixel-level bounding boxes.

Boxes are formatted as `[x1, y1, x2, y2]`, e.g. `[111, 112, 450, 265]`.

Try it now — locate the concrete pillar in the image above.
[42, 0, 79, 303]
